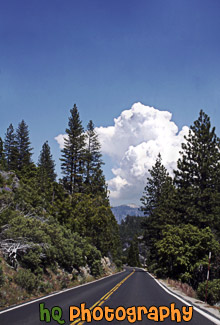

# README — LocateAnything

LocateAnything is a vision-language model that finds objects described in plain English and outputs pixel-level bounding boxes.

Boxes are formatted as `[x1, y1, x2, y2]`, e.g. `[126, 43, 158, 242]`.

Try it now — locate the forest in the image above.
[118, 109, 220, 306]
[138, 110, 220, 305]
[0, 106, 220, 308]
[0, 104, 121, 308]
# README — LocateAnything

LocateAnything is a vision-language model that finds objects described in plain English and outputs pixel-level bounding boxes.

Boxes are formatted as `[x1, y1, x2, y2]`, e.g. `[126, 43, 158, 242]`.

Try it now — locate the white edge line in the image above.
[0, 269, 126, 315]
[146, 270, 220, 325]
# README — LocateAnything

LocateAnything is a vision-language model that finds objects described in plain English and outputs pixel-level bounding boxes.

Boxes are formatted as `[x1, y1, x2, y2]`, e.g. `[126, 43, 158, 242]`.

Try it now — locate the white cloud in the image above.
[55, 102, 189, 206]
[54, 133, 67, 149]
[96, 102, 189, 206]
[108, 176, 130, 199]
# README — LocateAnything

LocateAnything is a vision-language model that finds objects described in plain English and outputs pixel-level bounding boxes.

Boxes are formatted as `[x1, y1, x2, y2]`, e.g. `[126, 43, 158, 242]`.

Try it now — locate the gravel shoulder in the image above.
[157, 277, 220, 321]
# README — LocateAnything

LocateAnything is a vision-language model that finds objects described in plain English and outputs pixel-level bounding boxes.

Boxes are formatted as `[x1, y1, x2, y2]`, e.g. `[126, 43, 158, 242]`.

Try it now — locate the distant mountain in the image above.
[111, 204, 145, 224]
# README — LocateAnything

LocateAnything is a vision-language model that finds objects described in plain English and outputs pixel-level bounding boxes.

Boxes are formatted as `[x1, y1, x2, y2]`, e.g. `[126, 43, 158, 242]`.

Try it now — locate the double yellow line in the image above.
[71, 269, 135, 325]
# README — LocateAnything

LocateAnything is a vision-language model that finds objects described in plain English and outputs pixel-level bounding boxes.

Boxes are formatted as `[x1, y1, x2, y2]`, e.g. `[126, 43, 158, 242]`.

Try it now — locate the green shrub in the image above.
[4, 215, 103, 274]
[39, 281, 53, 293]
[15, 269, 39, 293]
[114, 259, 122, 269]
[90, 260, 102, 277]
[85, 245, 103, 277]
[0, 259, 4, 286]
[21, 247, 43, 274]
[155, 224, 220, 288]
[197, 279, 220, 305]
[0, 174, 4, 187]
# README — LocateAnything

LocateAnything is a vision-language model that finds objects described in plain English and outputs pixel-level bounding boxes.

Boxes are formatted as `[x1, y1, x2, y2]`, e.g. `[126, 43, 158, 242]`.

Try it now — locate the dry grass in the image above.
[167, 278, 196, 298]
[0, 257, 79, 310]
[0, 255, 119, 310]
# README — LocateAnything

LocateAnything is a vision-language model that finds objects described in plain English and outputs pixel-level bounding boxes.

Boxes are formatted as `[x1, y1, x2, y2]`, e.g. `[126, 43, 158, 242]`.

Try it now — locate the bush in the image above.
[38, 280, 53, 293]
[155, 224, 220, 288]
[0, 259, 4, 286]
[21, 247, 43, 274]
[15, 269, 39, 293]
[85, 245, 103, 277]
[4, 215, 103, 274]
[90, 260, 102, 277]
[197, 279, 220, 305]
[114, 259, 123, 269]
[0, 174, 5, 187]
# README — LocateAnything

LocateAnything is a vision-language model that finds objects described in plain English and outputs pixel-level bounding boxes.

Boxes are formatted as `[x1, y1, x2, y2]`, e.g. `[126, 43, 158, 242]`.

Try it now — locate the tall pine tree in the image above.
[60, 104, 86, 194]
[140, 154, 177, 267]
[38, 141, 56, 190]
[140, 153, 172, 215]
[4, 124, 18, 171]
[84, 120, 107, 197]
[174, 110, 220, 231]
[16, 120, 32, 171]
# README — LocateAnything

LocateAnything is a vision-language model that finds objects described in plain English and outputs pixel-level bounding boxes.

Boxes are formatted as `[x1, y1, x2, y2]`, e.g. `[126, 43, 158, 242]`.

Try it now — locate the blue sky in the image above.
[1, 0, 220, 205]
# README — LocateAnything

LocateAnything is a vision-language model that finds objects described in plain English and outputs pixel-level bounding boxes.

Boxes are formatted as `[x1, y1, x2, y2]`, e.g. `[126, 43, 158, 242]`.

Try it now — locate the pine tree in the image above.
[140, 154, 177, 269]
[60, 104, 86, 194]
[85, 120, 102, 182]
[127, 237, 140, 267]
[38, 141, 56, 190]
[16, 120, 32, 171]
[140, 153, 171, 215]
[174, 110, 220, 230]
[90, 165, 108, 198]
[127, 241, 135, 266]
[84, 120, 107, 197]
[4, 124, 18, 171]
[0, 137, 6, 168]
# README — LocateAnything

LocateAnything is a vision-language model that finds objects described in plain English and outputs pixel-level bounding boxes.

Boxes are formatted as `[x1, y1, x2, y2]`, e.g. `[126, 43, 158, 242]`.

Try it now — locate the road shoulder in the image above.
[144, 269, 220, 323]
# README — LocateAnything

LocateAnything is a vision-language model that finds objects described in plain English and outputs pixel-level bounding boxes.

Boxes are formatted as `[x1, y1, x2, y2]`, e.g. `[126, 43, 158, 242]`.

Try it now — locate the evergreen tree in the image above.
[119, 215, 144, 247]
[127, 241, 135, 266]
[53, 193, 121, 260]
[0, 137, 6, 168]
[4, 124, 18, 171]
[140, 153, 172, 215]
[85, 120, 107, 197]
[174, 110, 220, 231]
[90, 165, 108, 198]
[127, 236, 140, 267]
[16, 120, 32, 171]
[140, 154, 177, 269]
[85, 120, 102, 182]
[38, 141, 56, 190]
[60, 104, 86, 194]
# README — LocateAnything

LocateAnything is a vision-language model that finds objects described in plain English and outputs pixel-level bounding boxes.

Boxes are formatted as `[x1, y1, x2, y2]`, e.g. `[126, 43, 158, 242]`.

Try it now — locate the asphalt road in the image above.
[0, 268, 219, 324]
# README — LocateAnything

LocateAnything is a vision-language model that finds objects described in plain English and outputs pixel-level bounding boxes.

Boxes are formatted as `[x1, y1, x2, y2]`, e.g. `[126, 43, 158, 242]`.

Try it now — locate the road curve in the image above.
[0, 268, 219, 324]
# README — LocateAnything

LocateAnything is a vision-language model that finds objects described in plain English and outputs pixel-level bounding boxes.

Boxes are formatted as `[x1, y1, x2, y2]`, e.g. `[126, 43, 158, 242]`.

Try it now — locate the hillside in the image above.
[111, 204, 145, 224]
[0, 108, 122, 309]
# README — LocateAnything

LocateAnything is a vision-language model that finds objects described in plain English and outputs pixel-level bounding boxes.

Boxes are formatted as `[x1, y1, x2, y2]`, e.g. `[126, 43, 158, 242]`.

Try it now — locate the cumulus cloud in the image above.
[55, 102, 189, 206]
[54, 134, 67, 148]
[96, 102, 189, 206]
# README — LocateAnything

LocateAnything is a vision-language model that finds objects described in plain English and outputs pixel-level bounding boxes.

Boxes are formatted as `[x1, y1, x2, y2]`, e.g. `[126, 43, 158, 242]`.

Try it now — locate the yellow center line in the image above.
[71, 269, 135, 325]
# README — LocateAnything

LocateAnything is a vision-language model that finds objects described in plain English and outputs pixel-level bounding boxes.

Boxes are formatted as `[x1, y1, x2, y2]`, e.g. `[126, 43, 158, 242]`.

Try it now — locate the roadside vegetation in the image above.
[119, 215, 144, 266]
[139, 110, 220, 306]
[0, 105, 121, 309]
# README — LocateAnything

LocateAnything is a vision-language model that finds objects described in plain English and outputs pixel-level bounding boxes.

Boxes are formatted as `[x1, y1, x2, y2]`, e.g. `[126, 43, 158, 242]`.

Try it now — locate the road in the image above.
[0, 268, 219, 324]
